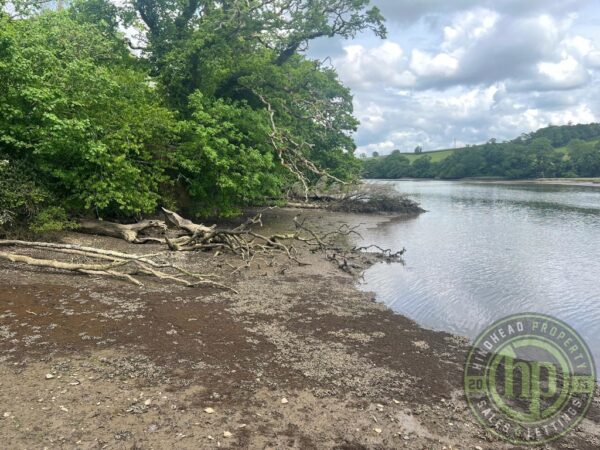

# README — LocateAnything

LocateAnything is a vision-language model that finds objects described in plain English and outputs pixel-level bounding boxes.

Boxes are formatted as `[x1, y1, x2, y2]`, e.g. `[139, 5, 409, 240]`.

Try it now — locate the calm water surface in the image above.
[356, 180, 600, 368]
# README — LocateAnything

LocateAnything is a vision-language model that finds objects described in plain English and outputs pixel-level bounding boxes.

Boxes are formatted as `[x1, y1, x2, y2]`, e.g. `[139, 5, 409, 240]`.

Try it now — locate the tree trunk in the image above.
[77, 219, 166, 243]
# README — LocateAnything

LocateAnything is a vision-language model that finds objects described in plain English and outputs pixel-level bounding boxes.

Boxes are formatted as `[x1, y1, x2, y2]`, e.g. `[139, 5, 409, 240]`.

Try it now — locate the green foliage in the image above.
[569, 140, 600, 177]
[520, 123, 600, 147]
[2, 0, 385, 230]
[363, 124, 600, 180]
[130, 0, 371, 184]
[4, 1, 599, 233]
[239, 55, 362, 182]
[0, 156, 49, 231]
[29, 206, 76, 233]
[382, 153, 412, 178]
[411, 155, 433, 178]
[175, 93, 282, 217]
[0, 11, 177, 217]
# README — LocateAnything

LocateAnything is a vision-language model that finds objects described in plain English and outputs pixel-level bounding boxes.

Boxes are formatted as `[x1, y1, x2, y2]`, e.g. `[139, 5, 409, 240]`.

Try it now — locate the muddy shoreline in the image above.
[0, 208, 598, 449]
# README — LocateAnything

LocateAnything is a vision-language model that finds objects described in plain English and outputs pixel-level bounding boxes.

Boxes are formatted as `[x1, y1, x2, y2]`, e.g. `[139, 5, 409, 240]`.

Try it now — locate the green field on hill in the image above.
[363, 126, 600, 180]
[398, 140, 595, 164]
[403, 148, 464, 162]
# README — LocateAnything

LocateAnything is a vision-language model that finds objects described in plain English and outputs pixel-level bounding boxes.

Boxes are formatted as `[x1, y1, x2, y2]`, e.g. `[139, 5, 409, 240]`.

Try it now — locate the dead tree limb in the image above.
[255, 92, 346, 199]
[161, 208, 215, 236]
[77, 219, 167, 243]
[0, 242, 235, 291]
[353, 244, 406, 258]
[0, 251, 131, 272]
[0, 240, 164, 269]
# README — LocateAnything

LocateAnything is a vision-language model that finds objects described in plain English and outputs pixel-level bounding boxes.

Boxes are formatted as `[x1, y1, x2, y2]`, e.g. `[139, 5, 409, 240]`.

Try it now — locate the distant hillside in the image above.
[403, 148, 464, 163]
[363, 123, 600, 180]
[396, 122, 600, 163]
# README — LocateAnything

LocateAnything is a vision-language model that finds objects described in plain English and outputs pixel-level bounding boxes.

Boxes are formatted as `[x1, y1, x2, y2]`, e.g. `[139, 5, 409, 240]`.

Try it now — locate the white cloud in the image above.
[537, 56, 589, 89]
[321, 1, 600, 154]
[359, 140, 397, 155]
[441, 8, 499, 50]
[335, 42, 411, 89]
[409, 50, 458, 78]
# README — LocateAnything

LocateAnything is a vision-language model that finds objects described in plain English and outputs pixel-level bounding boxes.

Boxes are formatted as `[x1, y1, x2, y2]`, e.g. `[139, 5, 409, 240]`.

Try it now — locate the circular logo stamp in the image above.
[464, 313, 596, 445]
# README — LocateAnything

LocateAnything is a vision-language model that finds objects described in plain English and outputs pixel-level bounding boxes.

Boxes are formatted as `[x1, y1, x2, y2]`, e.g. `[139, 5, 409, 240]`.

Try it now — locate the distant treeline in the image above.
[363, 124, 600, 180]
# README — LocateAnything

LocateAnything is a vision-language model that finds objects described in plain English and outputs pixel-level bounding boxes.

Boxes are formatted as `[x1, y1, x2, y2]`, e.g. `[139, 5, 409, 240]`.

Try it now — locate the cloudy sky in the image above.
[308, 0, 600, 155]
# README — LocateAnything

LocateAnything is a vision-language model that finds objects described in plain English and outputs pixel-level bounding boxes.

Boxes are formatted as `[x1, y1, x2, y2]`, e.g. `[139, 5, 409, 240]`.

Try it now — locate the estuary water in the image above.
[357, 180, 600, 369]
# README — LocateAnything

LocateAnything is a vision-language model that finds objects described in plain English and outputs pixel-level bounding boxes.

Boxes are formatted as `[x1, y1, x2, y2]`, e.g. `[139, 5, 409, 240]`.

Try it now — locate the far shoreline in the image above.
[364, 177, 600, 187]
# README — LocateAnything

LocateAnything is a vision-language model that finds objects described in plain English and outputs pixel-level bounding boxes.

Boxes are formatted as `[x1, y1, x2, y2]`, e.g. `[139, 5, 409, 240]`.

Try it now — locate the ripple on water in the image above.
[358, 180, 600, 371]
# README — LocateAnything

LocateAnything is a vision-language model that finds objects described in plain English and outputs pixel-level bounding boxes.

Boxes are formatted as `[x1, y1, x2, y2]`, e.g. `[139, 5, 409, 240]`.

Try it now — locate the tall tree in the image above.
[124, 0, 385, 190]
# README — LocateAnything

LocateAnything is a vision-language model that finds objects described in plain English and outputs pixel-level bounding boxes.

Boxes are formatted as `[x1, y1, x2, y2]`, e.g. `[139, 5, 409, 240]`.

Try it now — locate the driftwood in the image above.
[162, 208, 214, 236]
[159, 209, 308, 266]
[287, 184, 425, 215]
[285, 202, 323, 210]
[0, 207, 406, 286]
[0, 240, 234, 291]
[77, 219, 167, 243]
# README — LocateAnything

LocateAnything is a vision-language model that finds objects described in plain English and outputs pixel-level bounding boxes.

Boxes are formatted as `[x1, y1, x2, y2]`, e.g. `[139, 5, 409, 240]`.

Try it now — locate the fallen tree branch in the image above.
[0, 242, 235, 292]
[77, 219, 167, 243]
[0, 208, 405, 285]
[162, 208, 214, 236]
[353, 244, 406, 258]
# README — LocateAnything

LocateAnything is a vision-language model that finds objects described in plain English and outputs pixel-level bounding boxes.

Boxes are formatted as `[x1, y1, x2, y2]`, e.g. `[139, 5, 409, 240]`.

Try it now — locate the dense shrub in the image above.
[0, 12, 177, 220]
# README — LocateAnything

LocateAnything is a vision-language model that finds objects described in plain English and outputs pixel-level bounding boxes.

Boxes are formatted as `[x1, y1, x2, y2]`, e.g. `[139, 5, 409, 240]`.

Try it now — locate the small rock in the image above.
[281, 398, 289, 404]
[204, 407, 215, 414]
[144, 399, 152, 406]
[376, 403, 384, 411]
[374, 428, 382, 434]
[475, 447, 483, 450]
[223, 431, 232, 438]
[59, 406, 68, 413]
[392, 399, 400, 404]
[238, 424, 247, 429]
[3, 412, 10, 418]
[45, 374, 55, 380]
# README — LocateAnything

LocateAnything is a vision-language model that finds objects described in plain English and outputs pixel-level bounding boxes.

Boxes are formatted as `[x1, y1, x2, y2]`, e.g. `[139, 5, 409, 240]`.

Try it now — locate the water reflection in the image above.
[357, 180, 600, 370]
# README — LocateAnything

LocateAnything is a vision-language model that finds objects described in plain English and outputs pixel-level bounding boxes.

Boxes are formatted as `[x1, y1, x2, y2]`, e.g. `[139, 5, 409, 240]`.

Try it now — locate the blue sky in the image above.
[308, 0, 600, 155]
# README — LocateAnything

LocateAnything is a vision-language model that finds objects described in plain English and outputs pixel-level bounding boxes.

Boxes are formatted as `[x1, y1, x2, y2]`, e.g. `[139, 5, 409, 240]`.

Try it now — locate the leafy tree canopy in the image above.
[1, 10, 176, 222]
[1, 0, 386, 229]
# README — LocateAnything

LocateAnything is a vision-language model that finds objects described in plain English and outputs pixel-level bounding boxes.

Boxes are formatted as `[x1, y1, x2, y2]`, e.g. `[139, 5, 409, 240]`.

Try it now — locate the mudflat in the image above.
[0, 210, 598, 449]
